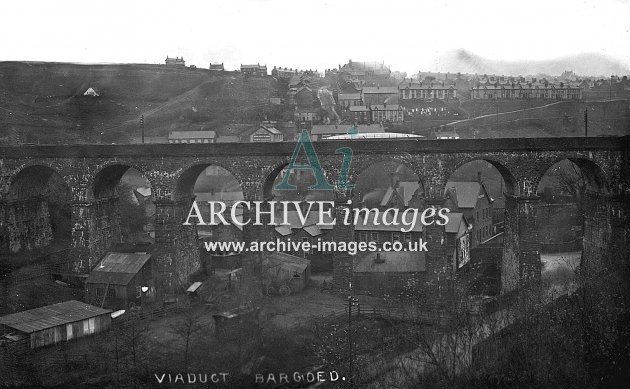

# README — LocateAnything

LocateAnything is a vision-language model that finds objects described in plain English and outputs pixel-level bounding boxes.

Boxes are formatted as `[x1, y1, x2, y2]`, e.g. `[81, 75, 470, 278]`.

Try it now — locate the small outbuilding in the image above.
[83, 87, 100, 97]
[0, 300, 111, 349]
[85, 252, 155, 309]
[262, 252, 311, 295]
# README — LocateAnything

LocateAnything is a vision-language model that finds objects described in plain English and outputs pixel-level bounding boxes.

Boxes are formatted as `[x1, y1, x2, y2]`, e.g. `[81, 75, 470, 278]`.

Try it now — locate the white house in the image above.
[83, 87, 100, 97]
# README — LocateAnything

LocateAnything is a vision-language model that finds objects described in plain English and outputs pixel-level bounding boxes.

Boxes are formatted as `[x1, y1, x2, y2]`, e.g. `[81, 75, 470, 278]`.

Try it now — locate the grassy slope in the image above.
[0, 62, 275, 144]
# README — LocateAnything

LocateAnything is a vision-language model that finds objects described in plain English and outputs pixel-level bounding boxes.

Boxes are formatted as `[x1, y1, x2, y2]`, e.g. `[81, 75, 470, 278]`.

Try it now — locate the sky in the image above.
[1, 0, 629, 74]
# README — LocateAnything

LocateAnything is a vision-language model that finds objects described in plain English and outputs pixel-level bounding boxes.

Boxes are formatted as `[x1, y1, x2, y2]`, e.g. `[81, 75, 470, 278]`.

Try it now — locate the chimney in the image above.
[477, 171, 482, 183]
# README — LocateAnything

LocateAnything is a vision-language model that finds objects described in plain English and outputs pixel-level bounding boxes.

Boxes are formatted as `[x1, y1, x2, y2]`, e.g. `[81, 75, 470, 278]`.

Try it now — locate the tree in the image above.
[169, 309, 206, 371]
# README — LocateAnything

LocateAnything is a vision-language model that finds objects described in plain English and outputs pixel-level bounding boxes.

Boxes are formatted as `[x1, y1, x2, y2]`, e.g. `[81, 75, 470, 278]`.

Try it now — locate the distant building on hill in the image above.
[209, 63, 225, 72]
[347, 105, 371, 124]
[272, 66, 299, 80]
[294, 107, 321, 123]
[83, 87, 100, 97]
[165, 56, 185, 67]
[338, 93, 362, 108]
[362, 86, 399, 105]
[241, 64, 267, 77]
[370, 104, 403, 123]
[249, 125, 283, 142]
[398, 80, 457, 101]
[168, 130, 217, 144]
[340, 60, 391, 81]
[471, 81, 582, 100]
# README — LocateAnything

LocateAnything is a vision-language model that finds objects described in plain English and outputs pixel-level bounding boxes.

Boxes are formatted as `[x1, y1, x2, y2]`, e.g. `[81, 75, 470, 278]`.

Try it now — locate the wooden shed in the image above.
[0, 300, 111, 349]
[85, 252, 155, 309]
[262, 252, 311, 295]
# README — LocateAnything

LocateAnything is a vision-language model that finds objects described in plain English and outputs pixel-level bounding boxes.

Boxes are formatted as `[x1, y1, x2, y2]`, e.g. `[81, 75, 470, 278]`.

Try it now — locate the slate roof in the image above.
[444, 212, 469, 237]
[338, 93, 362, 100]
[445, 181, 492, 209]
[86, 252, 152, 285]
[264, 252, 310, 275]
[370, 104, 401, 111]
[399, 82, 455, 90]
[362, 86, 398, 94]
[0, 300, 111, 334]
[168, 131, 216, 139]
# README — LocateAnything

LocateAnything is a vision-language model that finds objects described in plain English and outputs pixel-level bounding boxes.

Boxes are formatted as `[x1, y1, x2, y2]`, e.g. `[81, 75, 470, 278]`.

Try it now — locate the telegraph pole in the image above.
[495, 98, 499, 131]
[347, 282, 358, 386]
[584, 108, 588, 137]
[140, 114, 145, 143]
[610, 75, 613, 100]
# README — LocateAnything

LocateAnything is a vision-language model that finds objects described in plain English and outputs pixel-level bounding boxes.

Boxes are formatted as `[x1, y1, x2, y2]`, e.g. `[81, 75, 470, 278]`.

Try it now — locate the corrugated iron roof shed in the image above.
[0, 300, 111, 334]
[86, 252, 152, 285]
[169, 130, 217, 139]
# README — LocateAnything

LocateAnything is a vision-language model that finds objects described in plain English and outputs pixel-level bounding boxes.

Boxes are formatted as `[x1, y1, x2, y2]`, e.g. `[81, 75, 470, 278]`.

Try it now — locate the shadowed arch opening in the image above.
[353, 161, 425, 209]
[4, 165, 72, 253]
[174, 164, 242, 202]
[536, 158, 609, 287]
[271, 165, 335, 203]
[92, 164, 155, 243]
[176, 164, 245, 271]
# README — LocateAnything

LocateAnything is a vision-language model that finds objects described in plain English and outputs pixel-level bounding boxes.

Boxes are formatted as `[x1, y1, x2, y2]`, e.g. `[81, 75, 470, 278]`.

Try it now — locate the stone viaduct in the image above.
[0, 137, 628, 297]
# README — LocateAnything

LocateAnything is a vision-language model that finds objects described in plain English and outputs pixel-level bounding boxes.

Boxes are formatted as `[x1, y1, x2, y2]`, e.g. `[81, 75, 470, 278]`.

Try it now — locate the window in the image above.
[83, 318, 95, 335]
[392, 233, 401, 243]
[370, 232, 379, 243]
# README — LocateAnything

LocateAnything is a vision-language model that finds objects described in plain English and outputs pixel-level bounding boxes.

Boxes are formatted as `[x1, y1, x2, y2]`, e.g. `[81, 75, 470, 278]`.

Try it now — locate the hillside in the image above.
[0, 62, 276, 144]
[436, 50, 630, 77]
[447, 99, 630, 138]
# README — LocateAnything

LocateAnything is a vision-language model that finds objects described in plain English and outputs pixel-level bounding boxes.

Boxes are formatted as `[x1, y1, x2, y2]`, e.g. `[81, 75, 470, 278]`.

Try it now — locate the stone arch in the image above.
[535, 157, 609, 195]
[174, 162, 245, 202]
[260, 159, 291, 201]
[352, 158, 426, 208]
[347, 154, 429, 190]
[260, 158, 338, 202]
[90, 162, 156, 244]
[447, 157, 517, 196]
[5, 164, 73, 250]
[90, 161, 155, 200]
